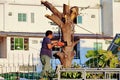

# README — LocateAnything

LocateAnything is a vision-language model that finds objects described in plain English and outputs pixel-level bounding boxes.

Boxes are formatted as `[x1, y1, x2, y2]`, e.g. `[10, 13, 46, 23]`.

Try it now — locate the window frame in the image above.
[10, 37, 29, 50]
[18, 13, 27, 22]
[77, 15, 82, 24]
[15, 38, 24, 50]
[74, 42, 80, 59]
[94, 42, 102, 50]
[31, 12, 35, 23]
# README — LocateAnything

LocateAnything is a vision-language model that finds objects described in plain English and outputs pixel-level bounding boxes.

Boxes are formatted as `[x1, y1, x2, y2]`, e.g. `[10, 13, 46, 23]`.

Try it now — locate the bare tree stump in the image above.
[41, 1, 79, 68]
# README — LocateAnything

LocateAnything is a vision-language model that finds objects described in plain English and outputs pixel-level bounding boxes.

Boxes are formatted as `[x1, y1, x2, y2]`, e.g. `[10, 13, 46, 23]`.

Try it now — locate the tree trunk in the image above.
[57, 23, 75, 68]
[56, 51, 75, 68]
[41, 1, 79, 68]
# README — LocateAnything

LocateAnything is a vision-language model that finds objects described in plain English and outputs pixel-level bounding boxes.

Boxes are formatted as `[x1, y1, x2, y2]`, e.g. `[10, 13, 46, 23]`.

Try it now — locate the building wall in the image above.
[80, 39, 110, 64]
[75, 9, 100, 34]
[4, 0, 40, 4]
[4, 4, 54, 32]
[0, 0, 101, 34]
[0, 3, 4, 31]
[0, 36, 43, 72]
[1, 0, 115, 36]
[6, 0, 99, 6]
[101, 0, 113, 36]
[6, 37, 42, 66]
[113, 2, 120, 36]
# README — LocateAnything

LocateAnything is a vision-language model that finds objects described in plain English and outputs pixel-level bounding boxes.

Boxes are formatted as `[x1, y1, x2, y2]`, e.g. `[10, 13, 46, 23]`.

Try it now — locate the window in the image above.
[94, 42, 102, 50]
[11, 37, 29, 50]
[24, 38, 29, 50]
[91, 15, 95, 18]
[74, 42, 80, 59]
[77, 15, 82, 24]
[18, 13, 27, 22]
[15, 38, 23, 50]
[8, 12, 12, 16]
[11, 38, 14, 50]
[31, 13, 34, 23]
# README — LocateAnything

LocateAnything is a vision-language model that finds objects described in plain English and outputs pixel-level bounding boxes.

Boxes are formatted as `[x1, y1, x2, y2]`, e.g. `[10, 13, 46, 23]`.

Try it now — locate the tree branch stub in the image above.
[45, 14, 64, 28]
[41, 1, 63, 19]
[63, 4, 70, 15]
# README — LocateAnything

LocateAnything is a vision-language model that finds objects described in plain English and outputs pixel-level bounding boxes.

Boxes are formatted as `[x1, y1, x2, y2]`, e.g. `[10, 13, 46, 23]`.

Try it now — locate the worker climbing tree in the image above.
[41, 1, 79, 68]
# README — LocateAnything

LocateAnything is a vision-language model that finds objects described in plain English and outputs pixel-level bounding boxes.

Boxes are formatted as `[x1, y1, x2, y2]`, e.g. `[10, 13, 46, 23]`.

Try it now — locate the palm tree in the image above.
[85, 50, 119, 68]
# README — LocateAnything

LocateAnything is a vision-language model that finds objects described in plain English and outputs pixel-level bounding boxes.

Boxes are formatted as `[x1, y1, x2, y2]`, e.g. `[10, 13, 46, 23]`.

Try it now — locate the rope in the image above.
[75, 24, 95, 34]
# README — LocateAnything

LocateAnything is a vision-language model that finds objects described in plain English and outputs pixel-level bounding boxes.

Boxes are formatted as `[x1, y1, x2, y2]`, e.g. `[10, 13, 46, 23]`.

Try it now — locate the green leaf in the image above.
[85, 49, 118, 68]
[86, 50, 98, 58]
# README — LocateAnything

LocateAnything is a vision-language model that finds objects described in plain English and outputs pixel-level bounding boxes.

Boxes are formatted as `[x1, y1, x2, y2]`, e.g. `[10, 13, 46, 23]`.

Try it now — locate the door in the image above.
[0, 37, 7, 58]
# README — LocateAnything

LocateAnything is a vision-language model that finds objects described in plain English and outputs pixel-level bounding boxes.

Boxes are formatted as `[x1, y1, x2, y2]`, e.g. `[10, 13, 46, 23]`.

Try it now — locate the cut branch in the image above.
[45, 14, 64, 27]
[63, 4, 70, 15]
[70, 6, 79, 21]
[41, 1, 63, 19]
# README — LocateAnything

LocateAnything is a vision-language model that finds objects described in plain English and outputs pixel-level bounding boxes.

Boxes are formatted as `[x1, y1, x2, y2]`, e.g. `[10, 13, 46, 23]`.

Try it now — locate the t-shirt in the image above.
[40, 37, 52, 58]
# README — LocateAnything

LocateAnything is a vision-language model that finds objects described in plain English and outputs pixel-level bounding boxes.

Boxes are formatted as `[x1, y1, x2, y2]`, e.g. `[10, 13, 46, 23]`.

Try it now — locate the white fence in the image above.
[0, 53, 120, 80]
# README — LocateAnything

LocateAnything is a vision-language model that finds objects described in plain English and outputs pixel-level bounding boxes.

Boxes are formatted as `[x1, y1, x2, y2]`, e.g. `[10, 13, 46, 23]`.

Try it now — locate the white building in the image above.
[0, 0, 115, 72]
[113, 0, 120, 36]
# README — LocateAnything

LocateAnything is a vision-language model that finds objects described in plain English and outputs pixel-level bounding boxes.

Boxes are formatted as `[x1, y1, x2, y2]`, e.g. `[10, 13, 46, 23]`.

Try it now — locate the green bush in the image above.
[61, 71, 82, 79]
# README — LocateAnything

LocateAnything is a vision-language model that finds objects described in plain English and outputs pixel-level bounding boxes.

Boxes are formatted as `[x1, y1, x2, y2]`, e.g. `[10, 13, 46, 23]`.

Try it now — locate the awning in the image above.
[0, 31, 113, 39]
[74, 33, 113, 39]
[0, 31, 45, 38]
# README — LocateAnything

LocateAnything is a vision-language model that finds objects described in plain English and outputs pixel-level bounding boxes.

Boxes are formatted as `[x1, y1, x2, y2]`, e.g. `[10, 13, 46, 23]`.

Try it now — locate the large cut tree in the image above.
[41, 1, 79, 68]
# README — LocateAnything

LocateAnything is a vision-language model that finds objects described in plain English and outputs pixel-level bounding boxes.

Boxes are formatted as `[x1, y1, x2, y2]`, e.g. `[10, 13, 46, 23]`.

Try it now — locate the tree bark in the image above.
[41, 1, 79, 68]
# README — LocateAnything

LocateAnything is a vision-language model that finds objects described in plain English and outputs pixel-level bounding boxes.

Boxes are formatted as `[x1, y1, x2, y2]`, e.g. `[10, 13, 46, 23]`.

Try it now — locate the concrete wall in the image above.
[5, 0, 41, 4]
[75, 9, 100, 34]
[80, 39, 110, 64]
[5, 0, 99, 6]
[6, 37, 42, 66]
[4, 4, 55, 32]
[0, 0, 101, 34]
[101, 0, 113, 36]
[0, 4, 4, 31]
[113, 2, 120, 36]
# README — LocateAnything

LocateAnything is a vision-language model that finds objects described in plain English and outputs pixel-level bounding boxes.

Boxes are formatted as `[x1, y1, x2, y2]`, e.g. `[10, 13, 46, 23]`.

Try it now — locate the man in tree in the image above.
[41, 1, 79, 68]
[40, 30, 64, 79]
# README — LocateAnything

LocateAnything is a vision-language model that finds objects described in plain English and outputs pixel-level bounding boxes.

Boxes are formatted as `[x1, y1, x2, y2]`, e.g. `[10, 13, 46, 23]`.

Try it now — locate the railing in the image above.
[58, 68, 120, 80]
[0, 53, 120, 80]
[0, 53, 41, 80]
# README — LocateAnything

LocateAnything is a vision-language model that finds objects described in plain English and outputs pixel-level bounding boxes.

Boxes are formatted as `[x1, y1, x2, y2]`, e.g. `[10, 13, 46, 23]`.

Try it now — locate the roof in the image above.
[0, 31, 45, 38]
[0, 31, 113, 39]
[73, 33, 113, 39]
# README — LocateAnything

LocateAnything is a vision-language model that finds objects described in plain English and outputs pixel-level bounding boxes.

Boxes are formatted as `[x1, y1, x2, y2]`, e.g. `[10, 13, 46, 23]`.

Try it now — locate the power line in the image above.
[75, 24, 95, 34]
[75, 24, 113, 46]
[75, 24, 112, 38]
